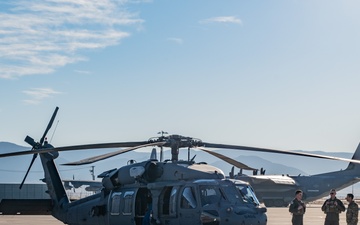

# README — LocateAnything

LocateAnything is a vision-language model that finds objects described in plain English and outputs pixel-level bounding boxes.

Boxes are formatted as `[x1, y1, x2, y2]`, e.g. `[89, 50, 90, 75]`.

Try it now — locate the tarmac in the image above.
[267, 205, 347, 225]
[0, 205, 349, 225]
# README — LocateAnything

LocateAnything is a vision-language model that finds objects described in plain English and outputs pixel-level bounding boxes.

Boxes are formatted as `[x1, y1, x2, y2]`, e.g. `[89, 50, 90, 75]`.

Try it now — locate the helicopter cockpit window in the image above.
[199, 185, 225, 206]
[181, 187, 197, 209]
[122, 191, 134, 215]
[170, 186, 179, 215]
[110, 193, 121, 215]
[235, 184, 260, 206]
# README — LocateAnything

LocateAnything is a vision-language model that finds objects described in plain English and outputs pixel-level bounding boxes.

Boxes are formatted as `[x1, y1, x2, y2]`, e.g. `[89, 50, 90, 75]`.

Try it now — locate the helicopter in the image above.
[2, 107, 360, 225]
[229, 142, 360, 207]
[64, 144, 360, 208]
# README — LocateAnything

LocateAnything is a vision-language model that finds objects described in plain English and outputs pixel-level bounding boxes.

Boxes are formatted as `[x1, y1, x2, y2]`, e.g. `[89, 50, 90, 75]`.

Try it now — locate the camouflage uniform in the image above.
[346, 201, 358, 225]
[321, 197, 346, 225]
[289, 198, 306, 225]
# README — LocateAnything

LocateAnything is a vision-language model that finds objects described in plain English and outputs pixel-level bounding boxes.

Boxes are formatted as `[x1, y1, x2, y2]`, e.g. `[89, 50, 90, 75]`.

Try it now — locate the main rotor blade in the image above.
[62, 142, 166, 166]
[40, 107, 59, 145]
[197, 147, 256, 171]
[0, 141, 150, 158]
[19, 153, 38, 189]
[202, 142, 360, 164]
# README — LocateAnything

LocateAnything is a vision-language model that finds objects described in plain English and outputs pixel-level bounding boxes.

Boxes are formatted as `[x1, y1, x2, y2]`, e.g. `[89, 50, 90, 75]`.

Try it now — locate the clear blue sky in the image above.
[1, 0, 360, 154]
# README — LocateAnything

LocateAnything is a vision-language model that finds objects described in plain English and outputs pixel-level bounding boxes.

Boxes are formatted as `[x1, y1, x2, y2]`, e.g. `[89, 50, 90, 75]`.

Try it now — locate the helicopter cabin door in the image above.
[108, 190, 135, 225]
[178, 185, 201, 225]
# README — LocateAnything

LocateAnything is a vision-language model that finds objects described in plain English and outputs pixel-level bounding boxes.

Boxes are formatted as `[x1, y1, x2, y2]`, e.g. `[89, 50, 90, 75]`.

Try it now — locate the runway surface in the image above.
[0, 205, 348, 225]
[268, 205, 347, 225]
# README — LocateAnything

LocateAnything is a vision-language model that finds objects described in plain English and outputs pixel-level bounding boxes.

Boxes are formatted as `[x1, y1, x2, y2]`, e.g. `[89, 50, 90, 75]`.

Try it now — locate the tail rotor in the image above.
[19, 107, 59, 189]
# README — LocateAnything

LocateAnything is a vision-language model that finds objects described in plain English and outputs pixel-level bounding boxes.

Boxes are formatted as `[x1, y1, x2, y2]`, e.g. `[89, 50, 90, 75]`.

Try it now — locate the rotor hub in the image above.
[149, 134, 203, 161]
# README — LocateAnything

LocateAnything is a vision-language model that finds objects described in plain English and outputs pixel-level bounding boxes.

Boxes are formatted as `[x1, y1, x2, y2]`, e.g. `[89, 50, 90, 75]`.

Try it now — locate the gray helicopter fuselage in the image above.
[40, 152, 267, 225]
[104, 179, 266, 225]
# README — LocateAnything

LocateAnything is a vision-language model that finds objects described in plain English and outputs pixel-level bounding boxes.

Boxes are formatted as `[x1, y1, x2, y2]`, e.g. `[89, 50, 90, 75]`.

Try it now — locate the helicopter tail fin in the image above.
[345, 142, 360, 170]
[39, 151, 69, 220]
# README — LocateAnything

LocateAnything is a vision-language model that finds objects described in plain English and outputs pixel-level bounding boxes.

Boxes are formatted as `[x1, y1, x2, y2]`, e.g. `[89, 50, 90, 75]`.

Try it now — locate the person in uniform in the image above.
[346, 193, 358, 225]
[321, 189, 345, 225]
[289, 190, 306, 225]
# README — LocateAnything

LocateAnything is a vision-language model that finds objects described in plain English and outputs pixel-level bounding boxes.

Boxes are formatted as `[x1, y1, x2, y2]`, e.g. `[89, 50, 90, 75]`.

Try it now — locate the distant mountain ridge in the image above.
[0, 142, 28, 152]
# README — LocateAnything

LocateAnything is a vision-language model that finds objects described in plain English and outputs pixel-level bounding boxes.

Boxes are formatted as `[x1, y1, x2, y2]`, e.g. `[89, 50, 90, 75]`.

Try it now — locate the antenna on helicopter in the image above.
[90, 166, 95, 181]
[159, 146, 163, 162]
[157, 131, 168, 162]
[49, 120, 59, 143]
[187, 147, 191, 161]
[229, 166, 235, 179]
[157, 131, 168, 136]
[260, 168, 266, 175]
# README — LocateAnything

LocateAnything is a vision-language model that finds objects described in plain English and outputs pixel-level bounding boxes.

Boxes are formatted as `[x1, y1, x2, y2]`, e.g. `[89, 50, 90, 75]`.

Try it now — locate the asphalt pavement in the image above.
[0, 205, 349, 225]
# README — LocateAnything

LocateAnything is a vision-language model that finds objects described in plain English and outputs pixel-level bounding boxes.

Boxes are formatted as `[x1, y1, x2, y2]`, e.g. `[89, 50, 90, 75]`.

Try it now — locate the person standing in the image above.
[321, 189, 346, 225]
[289, 190, 306, 225]
[346, 193, 358, 225]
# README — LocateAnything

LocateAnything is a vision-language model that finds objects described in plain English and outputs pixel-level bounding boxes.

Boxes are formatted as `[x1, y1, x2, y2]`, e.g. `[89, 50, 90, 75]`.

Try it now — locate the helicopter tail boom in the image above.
[39, 151, 69, 221]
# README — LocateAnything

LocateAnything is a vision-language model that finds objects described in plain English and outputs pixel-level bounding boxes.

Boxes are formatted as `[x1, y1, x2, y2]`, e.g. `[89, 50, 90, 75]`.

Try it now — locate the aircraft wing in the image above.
[249, 175, 297, 185]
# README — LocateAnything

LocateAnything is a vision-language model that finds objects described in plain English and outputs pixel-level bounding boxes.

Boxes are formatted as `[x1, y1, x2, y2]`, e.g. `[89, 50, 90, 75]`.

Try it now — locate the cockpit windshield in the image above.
[235, 184, 260, 206]
[194, 180, 261, 207]
[181, 186, 197, 209]
[199, 185, 225, 206]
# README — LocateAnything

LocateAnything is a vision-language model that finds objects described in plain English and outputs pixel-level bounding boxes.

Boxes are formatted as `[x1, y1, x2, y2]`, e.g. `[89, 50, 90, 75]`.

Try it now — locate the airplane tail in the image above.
[345, 143, 360, 170]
